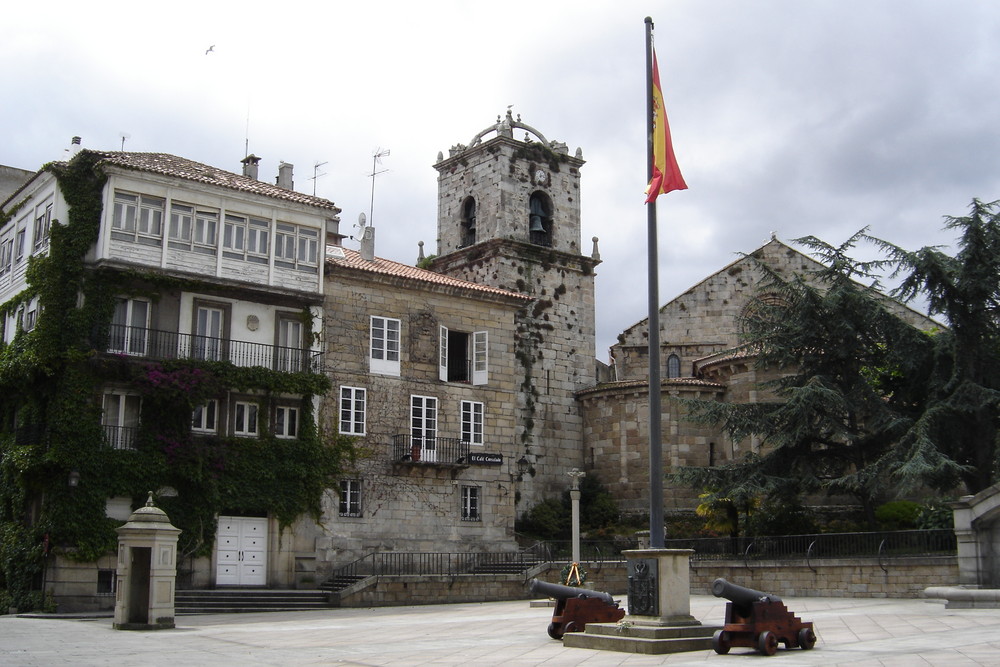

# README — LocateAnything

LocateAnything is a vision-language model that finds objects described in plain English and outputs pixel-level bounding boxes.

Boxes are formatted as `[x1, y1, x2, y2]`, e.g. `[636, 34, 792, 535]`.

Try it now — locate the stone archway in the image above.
[952, 484, 1000, 588]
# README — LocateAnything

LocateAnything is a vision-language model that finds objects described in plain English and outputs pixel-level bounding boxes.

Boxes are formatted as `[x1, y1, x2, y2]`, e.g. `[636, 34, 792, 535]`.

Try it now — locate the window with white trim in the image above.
[109, 297, 150, 356]
[339, 386, 366, 435]
[370, 316, 401, 376]
[411, 395, 438, 462]
[461, 400, 484, 446]
[0, 236, 11, 275]
[461, 485, 481, 522]
[276, 316, 303, 372]
[192, 400, 218, 433]
[168, 203, 218, 252]
[15, 229, 26, 262]
[275, 223, 319, 272]
[102, 391, 141, 450]
[339, 479, 362, 517]
[33, 203, 53, 251]
[275, 405, 299, 439]
[233, 401, 259, 437]
[223, 214, 270, 264]
[439, 327, 488, 384]
[112, 193, 162, 242]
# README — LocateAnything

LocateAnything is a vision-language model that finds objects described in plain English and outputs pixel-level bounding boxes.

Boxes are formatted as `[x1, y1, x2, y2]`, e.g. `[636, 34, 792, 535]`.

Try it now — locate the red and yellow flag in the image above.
[645, 49, 687, 203]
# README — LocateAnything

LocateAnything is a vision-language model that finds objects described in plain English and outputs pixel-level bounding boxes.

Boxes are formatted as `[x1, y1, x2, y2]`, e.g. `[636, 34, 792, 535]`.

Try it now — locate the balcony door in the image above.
[194, 305, 224, 361]
[276, 317, 303, 372]
[110, 298, 149, 356]
[410, 395, 438, 462]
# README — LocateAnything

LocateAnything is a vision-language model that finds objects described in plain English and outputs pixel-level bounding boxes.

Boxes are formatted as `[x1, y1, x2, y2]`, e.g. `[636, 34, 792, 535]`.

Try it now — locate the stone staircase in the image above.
[318, 573, 369, 593]
[175, 589, 335, 615]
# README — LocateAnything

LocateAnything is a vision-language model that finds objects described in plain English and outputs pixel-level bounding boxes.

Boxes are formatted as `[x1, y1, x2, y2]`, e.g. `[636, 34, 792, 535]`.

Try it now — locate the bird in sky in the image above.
[205, 45, 215, 55]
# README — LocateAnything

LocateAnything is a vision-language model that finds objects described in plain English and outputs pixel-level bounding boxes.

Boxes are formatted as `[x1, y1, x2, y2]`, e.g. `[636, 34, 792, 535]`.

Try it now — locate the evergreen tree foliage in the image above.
[675, 231, 936, 525]
[870, 198, 1000, 493]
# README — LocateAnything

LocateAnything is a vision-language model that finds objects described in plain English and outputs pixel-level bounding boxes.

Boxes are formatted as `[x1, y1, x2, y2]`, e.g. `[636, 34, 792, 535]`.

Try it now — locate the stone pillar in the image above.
[952, 495, 981, 587]
[623, 548, 700, 626]
[114, 493, 181, 630]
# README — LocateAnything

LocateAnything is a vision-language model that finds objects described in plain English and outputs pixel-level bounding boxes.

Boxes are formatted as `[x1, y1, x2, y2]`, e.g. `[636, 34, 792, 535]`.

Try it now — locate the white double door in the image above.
[216, 516, 267, 586]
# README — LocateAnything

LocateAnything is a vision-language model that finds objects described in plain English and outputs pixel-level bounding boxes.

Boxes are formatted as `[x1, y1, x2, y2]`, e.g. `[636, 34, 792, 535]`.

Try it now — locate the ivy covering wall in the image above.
[0, 151, 353, 610]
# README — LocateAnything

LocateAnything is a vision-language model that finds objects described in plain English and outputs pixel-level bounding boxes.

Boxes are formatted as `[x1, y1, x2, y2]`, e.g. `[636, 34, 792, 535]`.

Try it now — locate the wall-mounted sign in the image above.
[468, 452, 503, 466]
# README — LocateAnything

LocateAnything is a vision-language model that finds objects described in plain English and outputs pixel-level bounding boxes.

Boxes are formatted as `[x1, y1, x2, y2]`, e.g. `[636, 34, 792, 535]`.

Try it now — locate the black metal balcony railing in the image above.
[103, 424, 138, 450]
[391, 435, 471, 465]
[103, 324, 320, 372]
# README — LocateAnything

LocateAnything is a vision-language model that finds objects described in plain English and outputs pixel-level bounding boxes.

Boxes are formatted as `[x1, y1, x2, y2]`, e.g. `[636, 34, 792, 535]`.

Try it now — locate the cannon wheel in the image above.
[798, 627, 816, 650]
[757, 630, 778, 656]
[712, 629, 731, 655]
[547, 622, 563, 640]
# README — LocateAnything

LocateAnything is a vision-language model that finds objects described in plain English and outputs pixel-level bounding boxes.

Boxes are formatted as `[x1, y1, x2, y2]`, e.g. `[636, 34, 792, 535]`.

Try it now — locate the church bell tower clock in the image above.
[430, 110, 601, 510]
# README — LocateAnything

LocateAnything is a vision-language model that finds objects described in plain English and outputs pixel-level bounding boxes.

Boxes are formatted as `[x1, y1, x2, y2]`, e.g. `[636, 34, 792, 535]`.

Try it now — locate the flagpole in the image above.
[644, 15, 665, 549]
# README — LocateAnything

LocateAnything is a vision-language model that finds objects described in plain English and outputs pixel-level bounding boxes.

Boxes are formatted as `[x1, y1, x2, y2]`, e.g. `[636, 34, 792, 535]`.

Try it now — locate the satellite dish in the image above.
[354, 212, 369, 241]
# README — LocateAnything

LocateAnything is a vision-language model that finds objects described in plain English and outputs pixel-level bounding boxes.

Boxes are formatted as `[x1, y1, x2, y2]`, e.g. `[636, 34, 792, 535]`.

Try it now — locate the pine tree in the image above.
[871, 199, 1000, 494]
[675, 231, 936, 526]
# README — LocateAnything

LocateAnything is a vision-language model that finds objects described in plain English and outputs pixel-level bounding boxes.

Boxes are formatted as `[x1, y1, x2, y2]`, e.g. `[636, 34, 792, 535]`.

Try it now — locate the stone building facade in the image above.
[308, 244, 530, 577]
[578, 237, 942, 516]
[429, 111, 601, 512]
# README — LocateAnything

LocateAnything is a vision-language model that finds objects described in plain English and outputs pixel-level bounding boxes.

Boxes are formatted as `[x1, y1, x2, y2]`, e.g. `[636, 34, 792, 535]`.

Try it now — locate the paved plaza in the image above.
[2, 594, 999, 666]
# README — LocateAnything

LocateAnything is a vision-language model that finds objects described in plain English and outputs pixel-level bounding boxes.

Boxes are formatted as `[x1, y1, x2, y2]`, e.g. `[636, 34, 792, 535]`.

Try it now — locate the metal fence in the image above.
[330, 550, 542, 580]
[102, 325, 321, 372]
[663, 529, 956, 562]
[391, 435, 470, 464]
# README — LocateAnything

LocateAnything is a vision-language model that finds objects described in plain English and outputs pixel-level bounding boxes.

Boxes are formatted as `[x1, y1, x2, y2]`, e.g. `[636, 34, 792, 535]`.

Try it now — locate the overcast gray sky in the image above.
[4, 1, 998, 357]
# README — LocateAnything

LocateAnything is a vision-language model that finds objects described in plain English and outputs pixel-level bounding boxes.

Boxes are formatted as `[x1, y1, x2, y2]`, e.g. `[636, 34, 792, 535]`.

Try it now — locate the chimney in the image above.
[64, 136, 83, 159]
[276, 162, 294, 190]
[360, 226, 375, 262]
[241, 154, 261, 180]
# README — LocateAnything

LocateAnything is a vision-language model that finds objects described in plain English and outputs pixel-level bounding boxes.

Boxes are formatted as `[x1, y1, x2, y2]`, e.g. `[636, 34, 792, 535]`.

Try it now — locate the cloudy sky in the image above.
[4, 1, 999, 357]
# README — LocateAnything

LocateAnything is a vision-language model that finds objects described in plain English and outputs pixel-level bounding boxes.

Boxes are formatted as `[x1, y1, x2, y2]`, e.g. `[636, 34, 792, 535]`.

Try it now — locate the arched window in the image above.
[528, 192, 552, 247]
[461, 197, 476, 247]
[667, 354, 681, 379]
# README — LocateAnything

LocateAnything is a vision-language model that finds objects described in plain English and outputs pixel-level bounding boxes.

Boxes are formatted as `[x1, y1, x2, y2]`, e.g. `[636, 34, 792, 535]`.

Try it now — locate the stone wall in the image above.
[334, 556, 957, 607]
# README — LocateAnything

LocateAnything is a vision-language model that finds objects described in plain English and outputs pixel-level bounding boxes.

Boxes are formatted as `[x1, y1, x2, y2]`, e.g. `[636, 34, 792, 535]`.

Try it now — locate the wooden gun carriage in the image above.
[711, 578, 817, 656]
[529, 578, 625, 639]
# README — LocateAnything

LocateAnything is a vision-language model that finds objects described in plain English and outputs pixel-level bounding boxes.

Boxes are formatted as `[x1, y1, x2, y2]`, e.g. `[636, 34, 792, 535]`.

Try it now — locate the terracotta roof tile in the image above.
[91, 151, 341, 212]
[326, 246, 533, 301]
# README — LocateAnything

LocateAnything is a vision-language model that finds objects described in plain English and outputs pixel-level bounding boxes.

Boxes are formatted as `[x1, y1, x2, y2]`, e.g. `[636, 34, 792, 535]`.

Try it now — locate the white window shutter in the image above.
[439, 325, 449, 382]
[472, 330, 488, 385]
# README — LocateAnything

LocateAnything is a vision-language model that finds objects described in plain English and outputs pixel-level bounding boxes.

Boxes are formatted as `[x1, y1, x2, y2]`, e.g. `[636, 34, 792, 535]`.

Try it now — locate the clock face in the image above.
[534, 169, 547, 185]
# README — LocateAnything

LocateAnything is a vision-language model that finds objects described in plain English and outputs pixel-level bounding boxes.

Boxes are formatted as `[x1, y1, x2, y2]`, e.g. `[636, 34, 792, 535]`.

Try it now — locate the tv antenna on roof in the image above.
[309, 161, 328, 196]
[119, 132, 131, 151]
[368, 148, 390, 226]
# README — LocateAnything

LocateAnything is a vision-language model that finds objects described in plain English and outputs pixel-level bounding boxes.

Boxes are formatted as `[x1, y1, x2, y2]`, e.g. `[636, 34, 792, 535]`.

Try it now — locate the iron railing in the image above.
[663, 529, 956, 562]
[525, 538, 640, 563]
[391, 434, 471, 465]
[103, 425, 138, 450]
[328, 550, 542, 581]
[101, 324, 320, 372]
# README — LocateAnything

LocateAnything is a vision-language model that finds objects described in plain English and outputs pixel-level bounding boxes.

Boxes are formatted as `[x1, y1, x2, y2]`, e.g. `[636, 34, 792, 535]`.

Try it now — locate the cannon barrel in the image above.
[529, 578, 615, 605]
[711, 578, 782, 606]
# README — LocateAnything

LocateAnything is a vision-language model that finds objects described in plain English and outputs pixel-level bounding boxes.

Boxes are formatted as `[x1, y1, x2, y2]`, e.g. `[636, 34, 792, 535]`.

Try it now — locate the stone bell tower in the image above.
[429, 110, 601, 512]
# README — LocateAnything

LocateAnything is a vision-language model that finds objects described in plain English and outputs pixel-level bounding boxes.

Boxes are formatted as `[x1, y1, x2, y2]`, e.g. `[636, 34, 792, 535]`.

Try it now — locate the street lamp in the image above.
[567, 468, 586, 567]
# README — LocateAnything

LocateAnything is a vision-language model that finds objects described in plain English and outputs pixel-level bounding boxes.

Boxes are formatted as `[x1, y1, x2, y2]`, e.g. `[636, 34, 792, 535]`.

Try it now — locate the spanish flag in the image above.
[645, 48, 687, 203]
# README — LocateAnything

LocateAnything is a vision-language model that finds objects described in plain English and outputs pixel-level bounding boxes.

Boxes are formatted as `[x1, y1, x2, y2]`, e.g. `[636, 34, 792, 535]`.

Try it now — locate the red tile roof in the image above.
[326, 246, 532, 301]
[91, 151, 341, 212]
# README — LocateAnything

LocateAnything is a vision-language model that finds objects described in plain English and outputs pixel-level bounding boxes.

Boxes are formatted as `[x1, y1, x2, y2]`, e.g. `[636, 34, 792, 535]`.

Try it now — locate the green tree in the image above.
[871, 198, 1000, 494]
[675, 231, 935, 526]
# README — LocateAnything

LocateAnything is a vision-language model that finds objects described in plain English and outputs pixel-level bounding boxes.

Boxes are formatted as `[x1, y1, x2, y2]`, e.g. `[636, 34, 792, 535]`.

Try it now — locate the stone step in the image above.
[175, 589, 334, 615]
[563, 623, 720, 655]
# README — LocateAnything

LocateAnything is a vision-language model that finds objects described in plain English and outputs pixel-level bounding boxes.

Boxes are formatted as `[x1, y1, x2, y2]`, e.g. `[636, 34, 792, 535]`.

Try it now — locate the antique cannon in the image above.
[529, 578, 625, 639]
[711, 578, 816, 656]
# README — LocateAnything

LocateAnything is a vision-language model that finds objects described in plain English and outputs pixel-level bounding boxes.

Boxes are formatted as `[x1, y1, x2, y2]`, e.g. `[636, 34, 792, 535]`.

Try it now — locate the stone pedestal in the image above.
[624, 548, 700, 626]
[114, 494, 181, 630]
[564, 548, 718, 654]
